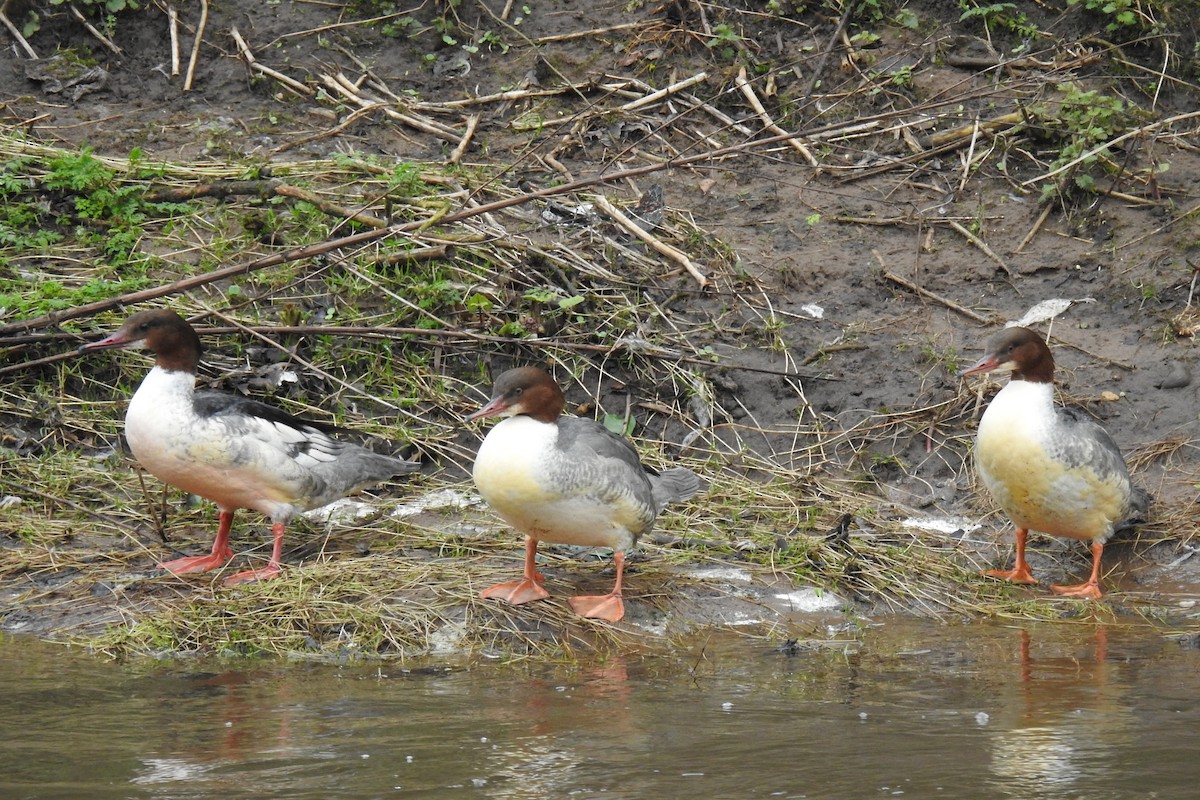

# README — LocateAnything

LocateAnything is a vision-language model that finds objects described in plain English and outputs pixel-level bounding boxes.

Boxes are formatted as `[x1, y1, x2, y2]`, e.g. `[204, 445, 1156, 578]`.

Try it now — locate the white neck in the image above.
[126, 365, 196, 429]
[979, 379, 1055, 434]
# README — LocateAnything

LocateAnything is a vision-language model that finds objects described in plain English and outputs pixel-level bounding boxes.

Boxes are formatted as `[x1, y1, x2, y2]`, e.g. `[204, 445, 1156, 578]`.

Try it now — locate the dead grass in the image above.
[3, 1, 1200, 658]
[3, 419, 1188, 661]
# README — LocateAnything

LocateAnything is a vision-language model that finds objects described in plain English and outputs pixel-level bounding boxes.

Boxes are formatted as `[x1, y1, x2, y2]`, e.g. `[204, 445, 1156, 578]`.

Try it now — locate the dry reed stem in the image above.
[230, 26, 313, 97]
[167, 2, 179, 75]
[68, 3, 121, 54]
[592, 195, 708, 289]
[183, 0, 207, 92]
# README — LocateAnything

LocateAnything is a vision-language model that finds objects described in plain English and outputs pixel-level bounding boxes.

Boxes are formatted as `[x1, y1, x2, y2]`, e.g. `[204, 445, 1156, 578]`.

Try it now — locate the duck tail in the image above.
[1130, 485, 1152, 518]
[649, 467, 703, 511]
[1115, 484, 1152, 532]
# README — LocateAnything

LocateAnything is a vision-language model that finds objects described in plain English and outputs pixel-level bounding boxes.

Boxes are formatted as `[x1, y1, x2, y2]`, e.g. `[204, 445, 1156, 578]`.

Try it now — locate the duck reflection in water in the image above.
[449, 658, 643, 798]
[986, 627, 1133, 795]
[132, 670, 296, 787]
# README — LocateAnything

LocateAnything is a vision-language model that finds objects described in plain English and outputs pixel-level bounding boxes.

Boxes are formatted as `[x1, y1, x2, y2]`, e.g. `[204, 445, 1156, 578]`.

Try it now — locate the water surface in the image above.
[3, 621, 1198, 799]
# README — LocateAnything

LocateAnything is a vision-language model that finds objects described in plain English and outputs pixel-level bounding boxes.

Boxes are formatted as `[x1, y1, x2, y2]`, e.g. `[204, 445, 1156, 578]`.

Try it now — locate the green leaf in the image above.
[465, 293, 494, 313]
[603, 413, 635, 437]
[558, 295, 585, 310]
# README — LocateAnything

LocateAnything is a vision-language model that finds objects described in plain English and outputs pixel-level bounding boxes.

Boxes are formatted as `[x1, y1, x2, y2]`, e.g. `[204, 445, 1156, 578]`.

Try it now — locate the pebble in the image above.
[1157, 360, 1192, 389]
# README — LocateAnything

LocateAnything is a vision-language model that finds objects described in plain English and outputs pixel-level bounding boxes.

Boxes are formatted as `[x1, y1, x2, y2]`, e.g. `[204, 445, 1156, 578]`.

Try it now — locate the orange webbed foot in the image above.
[983, 566, 1039, 585]
[160, 549, 233, 576]
[481, 578, 551, 605]
[986, 529, 1039, 586]
[568, 593, 625, 622]
[1050, 540, 1105, 600]
[162, 510, 236, 576]
[223, 565, 282, 586]
[1050, 581, 1103, 600]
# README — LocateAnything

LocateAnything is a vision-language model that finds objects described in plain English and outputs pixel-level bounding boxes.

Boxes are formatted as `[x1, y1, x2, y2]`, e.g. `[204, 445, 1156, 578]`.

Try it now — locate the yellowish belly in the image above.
[978, 436, 1123, 541]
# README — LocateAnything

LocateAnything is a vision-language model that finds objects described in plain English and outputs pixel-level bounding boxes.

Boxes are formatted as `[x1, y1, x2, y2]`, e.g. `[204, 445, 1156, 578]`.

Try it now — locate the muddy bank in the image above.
[1, 1, 1198, 657]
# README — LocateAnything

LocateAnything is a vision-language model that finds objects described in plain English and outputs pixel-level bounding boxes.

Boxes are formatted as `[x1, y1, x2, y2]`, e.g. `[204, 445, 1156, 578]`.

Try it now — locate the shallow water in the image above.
[3, 621, 1199, 799]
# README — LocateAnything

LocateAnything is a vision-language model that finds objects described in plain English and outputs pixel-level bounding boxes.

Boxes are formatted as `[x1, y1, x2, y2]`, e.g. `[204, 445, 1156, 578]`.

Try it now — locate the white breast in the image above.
[472, 416, 642, 551]
[124, 367, 206, 472]
[472, 416, 561, 512]
[124, 367, 301, 519]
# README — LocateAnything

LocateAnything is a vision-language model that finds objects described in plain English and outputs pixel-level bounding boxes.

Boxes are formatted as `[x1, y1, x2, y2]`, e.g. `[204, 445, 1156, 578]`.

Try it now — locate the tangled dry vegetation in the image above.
[1, 0, 1199, 659]
[0, 139, 1009, 659]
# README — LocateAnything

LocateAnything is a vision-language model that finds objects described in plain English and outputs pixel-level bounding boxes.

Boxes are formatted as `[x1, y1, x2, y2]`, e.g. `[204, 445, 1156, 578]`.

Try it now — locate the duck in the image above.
[468, 367, 701, 622]
[960, 326, 1149, 599]
[79, 308, 419, 585]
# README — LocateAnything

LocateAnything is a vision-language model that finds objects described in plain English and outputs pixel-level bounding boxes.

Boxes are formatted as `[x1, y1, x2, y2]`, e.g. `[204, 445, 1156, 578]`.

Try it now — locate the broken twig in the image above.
[231, 26, 314, 97]
[273, 184, 388, 229]
[735, 67, 818, 167]
[167, 2, 180, 75]
[947, 220, 1013, 277]
[593, 194, 709, 290]
[69, 3, 122, 55]
[449, 114, 479, 164]
[879, 262, 991, 325]
[1015, 203, 1052, 254]
[183, 0, 208, 91]
[0, 0, 36, 58]
[619, 71, 708, 112]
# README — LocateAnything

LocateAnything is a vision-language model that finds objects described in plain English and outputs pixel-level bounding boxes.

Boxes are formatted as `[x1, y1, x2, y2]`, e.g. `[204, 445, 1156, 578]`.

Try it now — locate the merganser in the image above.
[961, 326, 1150, 599]
[79, 309, 419, 585]
[468, 367, 701, 622]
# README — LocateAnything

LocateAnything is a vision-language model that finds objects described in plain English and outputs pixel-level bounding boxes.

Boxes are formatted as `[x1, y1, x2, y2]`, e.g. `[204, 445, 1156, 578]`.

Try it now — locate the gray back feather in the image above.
[197, 390, 418, 507]
[1059, 407, 1151, 529]
[556, 416, 701, 517]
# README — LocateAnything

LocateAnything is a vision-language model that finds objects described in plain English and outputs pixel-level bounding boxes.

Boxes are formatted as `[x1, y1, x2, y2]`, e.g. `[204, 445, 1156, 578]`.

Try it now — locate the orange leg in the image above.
[569, 551, 627, 622]
[984, 527, 1039, 585]
[1050, 541, 1105, 600]
[225, 521, 286, 586]
[161, 510, 235, 575]
[481, 537, 550, 605]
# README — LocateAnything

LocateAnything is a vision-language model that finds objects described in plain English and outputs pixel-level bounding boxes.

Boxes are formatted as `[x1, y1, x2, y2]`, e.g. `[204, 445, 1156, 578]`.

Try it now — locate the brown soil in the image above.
[1, 1, 1199, 653]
